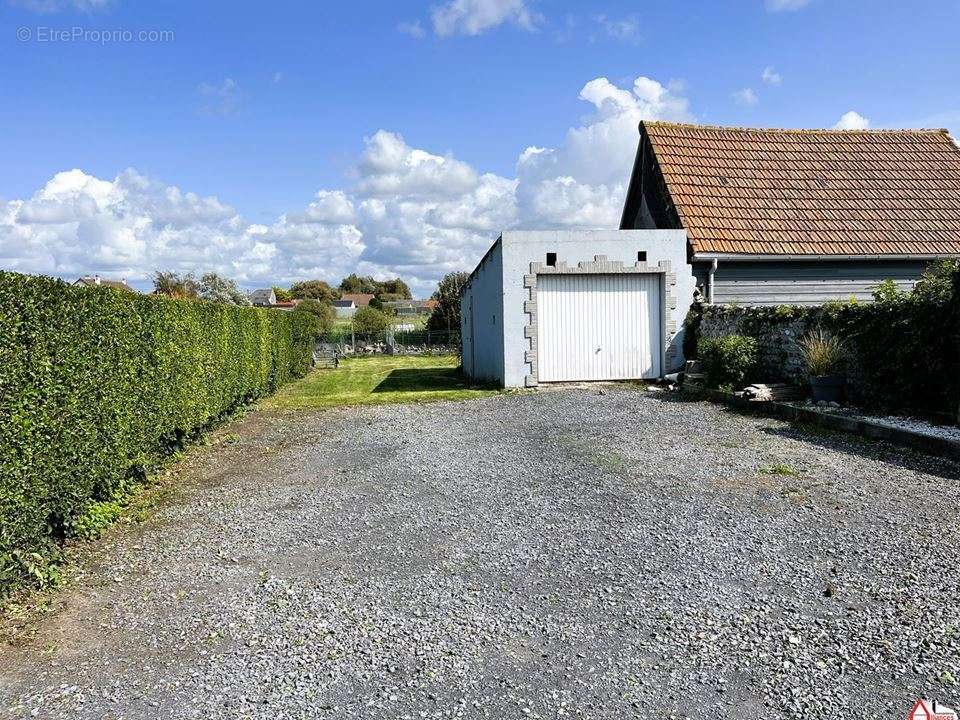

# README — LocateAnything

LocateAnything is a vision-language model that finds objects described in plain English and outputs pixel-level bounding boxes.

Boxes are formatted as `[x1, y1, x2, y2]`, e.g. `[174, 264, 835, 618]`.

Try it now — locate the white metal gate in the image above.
[536, 273, 662, 382]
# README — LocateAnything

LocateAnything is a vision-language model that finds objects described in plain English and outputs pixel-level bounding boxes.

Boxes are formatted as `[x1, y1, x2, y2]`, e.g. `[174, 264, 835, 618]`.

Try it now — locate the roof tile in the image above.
[643, 122, 960, 256]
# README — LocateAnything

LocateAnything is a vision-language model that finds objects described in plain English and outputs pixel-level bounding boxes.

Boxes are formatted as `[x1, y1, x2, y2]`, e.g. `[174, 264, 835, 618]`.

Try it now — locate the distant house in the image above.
[249, 288, 276, 307]
[273, 300, 298, 312]
[383, 299, 438, 316]
[340, 293, 374, 308]
[74, 275, 136, 293]
[333, 299, 356, 318]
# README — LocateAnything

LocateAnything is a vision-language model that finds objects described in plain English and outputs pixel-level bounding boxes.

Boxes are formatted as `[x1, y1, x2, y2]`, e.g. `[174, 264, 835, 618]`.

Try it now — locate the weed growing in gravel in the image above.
[558, 435, 629, 474]
[590, 450, 628, 474]
[761, 463, 800, 476]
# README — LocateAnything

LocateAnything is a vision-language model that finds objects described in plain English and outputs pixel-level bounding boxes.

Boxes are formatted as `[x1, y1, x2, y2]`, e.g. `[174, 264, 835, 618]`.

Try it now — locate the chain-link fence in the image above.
[317, 327, 460, 356]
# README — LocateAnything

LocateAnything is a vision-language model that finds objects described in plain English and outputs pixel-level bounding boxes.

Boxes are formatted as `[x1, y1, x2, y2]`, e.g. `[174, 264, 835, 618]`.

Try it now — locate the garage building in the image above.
[462, 121, 960, 388]
[460, 230, 694, 388]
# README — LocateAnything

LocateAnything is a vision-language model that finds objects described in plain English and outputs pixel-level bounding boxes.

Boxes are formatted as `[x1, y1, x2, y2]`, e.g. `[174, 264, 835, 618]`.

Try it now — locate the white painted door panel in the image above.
[537, 274, 661, 382]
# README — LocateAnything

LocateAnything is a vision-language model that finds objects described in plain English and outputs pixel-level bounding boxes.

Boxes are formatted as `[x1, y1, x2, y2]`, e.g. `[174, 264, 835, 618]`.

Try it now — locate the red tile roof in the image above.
[340, 293, 374, 307]
[641, 121, 960, 257]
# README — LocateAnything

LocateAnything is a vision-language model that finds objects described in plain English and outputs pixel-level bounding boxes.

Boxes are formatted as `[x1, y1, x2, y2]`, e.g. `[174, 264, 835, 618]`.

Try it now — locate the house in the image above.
[620, 122, 960, 305]
[249, 288, 276, 307]
[383, 299, 438, 316]
[461, 121, 960, 388]
[273, 300, 298, 311]
[340, 293, 374, 308]
[74, 275, 136, 293]
[333, 299, 357, 318]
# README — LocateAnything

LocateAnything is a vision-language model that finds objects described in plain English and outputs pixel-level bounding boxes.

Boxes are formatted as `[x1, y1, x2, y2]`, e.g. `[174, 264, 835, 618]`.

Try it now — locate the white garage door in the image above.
[537, 274, 662, 382]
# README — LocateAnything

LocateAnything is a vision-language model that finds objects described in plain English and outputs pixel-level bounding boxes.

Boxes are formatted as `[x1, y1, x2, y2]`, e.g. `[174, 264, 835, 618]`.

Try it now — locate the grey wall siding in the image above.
[697, 260, 931, 306]
[460, 239, 505, 384]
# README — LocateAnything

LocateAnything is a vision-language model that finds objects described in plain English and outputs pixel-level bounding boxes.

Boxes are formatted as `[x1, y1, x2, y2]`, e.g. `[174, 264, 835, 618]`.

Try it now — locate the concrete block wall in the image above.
[461, 229, 694, 388]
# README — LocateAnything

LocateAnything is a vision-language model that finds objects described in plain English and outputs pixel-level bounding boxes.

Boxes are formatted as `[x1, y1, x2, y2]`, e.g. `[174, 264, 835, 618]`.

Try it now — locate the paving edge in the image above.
[684, 385, 960, 461]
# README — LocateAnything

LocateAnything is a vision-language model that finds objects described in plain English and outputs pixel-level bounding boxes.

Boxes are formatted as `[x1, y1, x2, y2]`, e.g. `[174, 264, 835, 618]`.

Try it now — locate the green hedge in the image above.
[689, 261, 960, 419]
[0, 272, 316, 589]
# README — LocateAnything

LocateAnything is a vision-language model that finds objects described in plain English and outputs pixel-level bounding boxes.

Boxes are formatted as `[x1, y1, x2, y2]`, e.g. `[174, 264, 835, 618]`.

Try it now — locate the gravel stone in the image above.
[1, 386, 959, 719]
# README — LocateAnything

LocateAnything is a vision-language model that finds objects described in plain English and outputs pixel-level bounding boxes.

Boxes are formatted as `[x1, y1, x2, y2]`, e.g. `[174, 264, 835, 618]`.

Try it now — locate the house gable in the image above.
[622, 121, 960, 259]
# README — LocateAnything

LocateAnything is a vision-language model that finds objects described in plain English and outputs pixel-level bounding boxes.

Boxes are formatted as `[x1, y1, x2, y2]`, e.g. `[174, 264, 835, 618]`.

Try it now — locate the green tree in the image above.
[427, 271, 468, 333]
[352, 306, 390, 334]
[289, 280, 338, 304]
[338, 274, 412, 299]
[153, 271, 199, 299]
[339, 273, 378, 295]
[198, 272, 250, 305]
[913, 259, 960, 302]
[293, 298, 335, 334]
[273, 286, 293, 302]
[377, 278, 411, 299]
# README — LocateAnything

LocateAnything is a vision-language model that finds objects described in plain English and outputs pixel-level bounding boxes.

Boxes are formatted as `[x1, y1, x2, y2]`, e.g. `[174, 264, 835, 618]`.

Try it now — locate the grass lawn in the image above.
[260, 354, 502, 411]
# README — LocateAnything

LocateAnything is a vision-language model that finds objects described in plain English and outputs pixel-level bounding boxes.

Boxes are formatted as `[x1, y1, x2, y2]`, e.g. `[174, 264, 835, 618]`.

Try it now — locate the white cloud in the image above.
[354, 130, 480, 199]
[287, 190, 356, 225]
[765, 0, 811, 11]
[516, 75, 692, 229]
[833, 110, 870, 130]
[761, 66, 782, 86]
[431, 0, 541, 37]
[2, 73, 693, 296]
[397, 20, 426, 38]
[732, 88, 758, 106]
[593, 14, 640, 42]
[0, 168, 364, 288]
[197, 78, 242, 116]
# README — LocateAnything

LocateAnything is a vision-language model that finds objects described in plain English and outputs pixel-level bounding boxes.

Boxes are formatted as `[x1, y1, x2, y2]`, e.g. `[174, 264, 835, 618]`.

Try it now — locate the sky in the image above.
[1, 0, 958, 296]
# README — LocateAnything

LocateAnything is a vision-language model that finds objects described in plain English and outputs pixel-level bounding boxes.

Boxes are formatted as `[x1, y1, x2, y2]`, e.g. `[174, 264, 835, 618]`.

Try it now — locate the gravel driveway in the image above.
[2, 387, 959, 719]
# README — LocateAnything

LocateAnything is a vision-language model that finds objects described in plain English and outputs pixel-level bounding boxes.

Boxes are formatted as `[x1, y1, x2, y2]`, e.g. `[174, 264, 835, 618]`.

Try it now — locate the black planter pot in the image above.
[809, 375, 845, 404]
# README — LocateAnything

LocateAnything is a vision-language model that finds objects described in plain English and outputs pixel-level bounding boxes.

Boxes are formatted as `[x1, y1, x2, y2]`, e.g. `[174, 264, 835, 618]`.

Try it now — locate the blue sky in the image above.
[1, 0, 958, 293]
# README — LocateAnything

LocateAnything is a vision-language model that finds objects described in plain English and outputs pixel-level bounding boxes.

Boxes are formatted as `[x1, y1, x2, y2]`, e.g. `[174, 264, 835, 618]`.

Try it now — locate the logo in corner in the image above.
[910, 700, 958, 720]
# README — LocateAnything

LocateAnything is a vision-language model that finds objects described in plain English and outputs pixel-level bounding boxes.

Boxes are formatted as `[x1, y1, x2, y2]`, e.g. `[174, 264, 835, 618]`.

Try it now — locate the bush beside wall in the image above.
[689, 262, 960, 420]
[0, 272, 316, 590]
[699, 335, 759, 389]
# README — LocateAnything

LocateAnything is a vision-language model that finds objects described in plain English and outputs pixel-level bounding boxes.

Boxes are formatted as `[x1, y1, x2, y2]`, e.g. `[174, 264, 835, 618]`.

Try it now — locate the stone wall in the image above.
[698, 305, 869, 404]
[693, 263, 960, 418]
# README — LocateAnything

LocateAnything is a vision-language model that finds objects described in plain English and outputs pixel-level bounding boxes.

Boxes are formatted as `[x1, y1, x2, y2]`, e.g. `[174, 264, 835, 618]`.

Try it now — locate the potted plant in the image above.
[798, 328, 845, 403]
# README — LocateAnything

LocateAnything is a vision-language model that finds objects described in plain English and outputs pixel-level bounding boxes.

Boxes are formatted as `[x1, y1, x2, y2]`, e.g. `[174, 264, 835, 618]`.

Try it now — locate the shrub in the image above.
[699, 334, 759, 389]
[353, 306, 390, 333]
[0, 271, 316, 592]
[293, 299, 334, 334]
[798, 328, 845, 377]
